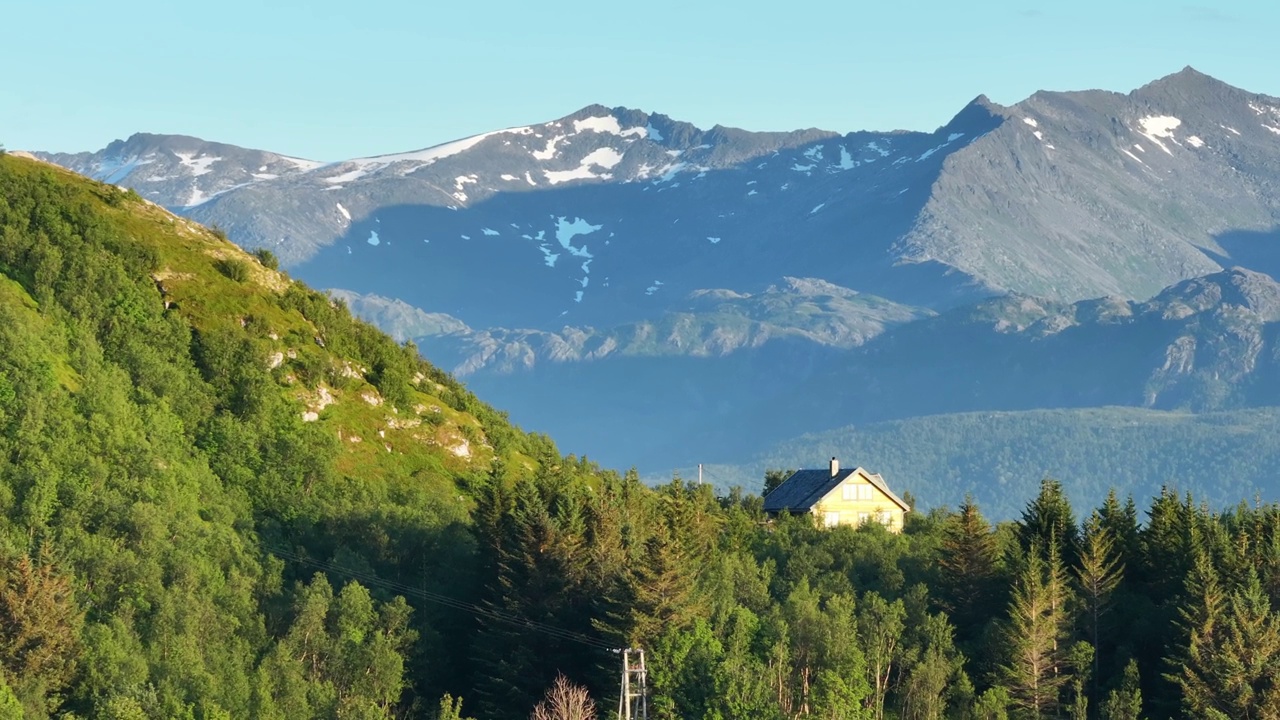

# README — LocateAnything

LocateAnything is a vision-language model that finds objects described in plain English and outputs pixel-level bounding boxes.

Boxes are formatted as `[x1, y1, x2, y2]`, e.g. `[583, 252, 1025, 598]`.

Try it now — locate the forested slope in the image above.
[0, 154, 573, 718]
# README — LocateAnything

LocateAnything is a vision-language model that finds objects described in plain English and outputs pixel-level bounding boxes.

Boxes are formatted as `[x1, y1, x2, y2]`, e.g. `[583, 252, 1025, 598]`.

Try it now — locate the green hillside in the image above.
[0, 154, 568, 717]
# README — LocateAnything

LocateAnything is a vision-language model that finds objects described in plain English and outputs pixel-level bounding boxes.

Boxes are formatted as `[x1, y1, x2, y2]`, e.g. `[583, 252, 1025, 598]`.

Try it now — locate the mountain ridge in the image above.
[33, 68, 1280, 480]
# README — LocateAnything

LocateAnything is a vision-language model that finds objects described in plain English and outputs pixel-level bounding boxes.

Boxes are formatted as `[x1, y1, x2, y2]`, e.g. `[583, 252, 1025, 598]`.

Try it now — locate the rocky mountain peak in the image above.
[1151, 267, 1280, 321]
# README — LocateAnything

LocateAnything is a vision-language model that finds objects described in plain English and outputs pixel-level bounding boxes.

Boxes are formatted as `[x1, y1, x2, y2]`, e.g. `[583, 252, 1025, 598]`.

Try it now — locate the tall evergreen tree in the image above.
[1169, 567, 1280, 719]
[1018, 479, 1078, 562]
[938, 496, 1001, 639]
[1076, 511, 1124, 692]
[1097, 489, 1141, 568]
[1000, 539, 1071, 719]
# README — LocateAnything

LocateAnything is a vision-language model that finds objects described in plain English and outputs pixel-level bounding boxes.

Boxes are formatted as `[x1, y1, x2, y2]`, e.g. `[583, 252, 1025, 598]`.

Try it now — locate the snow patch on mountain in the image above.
[532, 135, 564, 161]
[837, 145, 856, 170]
[95, 156, 154, 184]
[281, 156, 325, 171]
[336, 202, 351, 221]
[652, 162, 689, 184]
[323, 168, 368, 185]
[573, 115, 647, 138]
[453, 175, 479, 202]
[341, 126, 532, 171]
[545, 147, 624, 185]
[175, 152, 221, 176]
[1138, 116, 1182, 155]
[555, 217, 601, 258]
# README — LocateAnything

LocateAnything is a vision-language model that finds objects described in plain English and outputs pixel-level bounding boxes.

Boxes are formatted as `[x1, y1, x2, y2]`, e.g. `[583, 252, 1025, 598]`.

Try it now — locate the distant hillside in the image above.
[710, 406, 1280, 520]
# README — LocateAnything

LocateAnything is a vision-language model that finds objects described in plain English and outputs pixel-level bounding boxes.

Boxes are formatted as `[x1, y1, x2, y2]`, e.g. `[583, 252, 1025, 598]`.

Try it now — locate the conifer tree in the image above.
[1018, 479, 1078, 562]
[1000, 539, 1071, 719]
[1076, 511, 1124, 690]
[1097, 489, 1141, 567]
[1169, 567, 1280, 719]
[938, 496, 1001, 637]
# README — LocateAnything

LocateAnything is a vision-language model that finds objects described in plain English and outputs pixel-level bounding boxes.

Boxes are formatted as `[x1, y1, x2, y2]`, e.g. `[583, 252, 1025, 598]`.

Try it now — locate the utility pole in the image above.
[698, 463, 703, 486]
[617, 648, 648, 720]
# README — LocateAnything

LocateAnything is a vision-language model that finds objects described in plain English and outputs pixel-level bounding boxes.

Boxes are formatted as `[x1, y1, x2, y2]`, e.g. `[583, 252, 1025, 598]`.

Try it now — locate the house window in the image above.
[877, 511, 893, 527]
[824, 511, 841, 528]
[857, 512, 871, 525]
[842, 483, 873, 501]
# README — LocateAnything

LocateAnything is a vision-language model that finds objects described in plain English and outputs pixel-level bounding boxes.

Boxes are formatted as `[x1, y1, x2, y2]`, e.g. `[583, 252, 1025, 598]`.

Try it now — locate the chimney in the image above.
[830, 457, 839, 478]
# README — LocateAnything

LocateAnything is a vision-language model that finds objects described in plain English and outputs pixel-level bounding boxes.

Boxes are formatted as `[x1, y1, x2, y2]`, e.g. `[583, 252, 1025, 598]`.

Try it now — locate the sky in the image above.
[3, 0, 1278, 161]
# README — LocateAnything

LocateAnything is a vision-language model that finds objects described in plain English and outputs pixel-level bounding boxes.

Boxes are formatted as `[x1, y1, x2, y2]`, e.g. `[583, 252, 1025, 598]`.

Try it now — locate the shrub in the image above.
[214, 258, 250, 282]
[251, 248, 279, 270]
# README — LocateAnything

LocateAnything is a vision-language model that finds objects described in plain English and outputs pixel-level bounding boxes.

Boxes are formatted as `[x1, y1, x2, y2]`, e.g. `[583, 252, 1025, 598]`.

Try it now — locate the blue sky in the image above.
[3, 0, 1277, 160]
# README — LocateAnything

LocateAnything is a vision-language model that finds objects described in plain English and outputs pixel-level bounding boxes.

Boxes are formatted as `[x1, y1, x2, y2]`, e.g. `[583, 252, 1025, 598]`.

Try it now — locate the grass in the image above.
[2, 155, 512, 490]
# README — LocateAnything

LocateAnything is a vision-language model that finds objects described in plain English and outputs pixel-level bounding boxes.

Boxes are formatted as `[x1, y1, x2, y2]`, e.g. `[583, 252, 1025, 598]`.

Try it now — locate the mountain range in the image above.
[34, 66, 1280, 510]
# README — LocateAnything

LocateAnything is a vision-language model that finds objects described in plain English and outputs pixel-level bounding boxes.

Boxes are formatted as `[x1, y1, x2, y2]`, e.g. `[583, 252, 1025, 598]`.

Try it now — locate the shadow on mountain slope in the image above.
[1203, 226, 1280, 280]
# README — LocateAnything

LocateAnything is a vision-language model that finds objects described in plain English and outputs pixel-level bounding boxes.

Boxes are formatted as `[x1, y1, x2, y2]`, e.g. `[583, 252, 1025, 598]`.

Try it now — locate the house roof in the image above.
[762, 467, 911, 513]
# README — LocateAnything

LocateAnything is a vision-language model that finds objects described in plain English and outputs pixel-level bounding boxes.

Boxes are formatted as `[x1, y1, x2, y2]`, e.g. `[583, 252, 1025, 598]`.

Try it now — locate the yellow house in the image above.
[762, 457, 910, 532]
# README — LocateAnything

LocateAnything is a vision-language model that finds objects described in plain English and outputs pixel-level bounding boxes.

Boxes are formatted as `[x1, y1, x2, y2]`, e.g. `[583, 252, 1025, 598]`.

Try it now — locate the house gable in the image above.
[763, 463, 910, 532]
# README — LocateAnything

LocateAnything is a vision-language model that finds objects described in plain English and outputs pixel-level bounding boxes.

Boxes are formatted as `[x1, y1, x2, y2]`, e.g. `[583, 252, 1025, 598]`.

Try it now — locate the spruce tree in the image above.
[938, 496, 1001, 638]
[1169, 567, 1280, 719]
[1018, 479, 1079, 564]
[1097, 489, 1141, 567]
[1000, 538, 1070, 719]
[1076, 511, 1124, 692]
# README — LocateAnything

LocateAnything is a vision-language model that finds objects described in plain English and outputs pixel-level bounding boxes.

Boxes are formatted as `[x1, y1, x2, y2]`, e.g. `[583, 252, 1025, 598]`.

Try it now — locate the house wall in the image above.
[810, 477, 906, 533]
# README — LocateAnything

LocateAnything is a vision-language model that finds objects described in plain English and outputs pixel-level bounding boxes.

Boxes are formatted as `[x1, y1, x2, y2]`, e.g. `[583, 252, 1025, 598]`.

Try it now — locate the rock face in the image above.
[37, 68, 1280, 473]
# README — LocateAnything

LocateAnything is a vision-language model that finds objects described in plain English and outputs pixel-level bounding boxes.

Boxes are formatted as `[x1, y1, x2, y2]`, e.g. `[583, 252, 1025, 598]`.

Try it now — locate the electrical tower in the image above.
[617, 648, 648, 720]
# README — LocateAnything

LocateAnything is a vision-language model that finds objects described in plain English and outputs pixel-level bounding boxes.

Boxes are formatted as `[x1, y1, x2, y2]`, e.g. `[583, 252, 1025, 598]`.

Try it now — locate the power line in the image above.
[265, 544, 616, 651]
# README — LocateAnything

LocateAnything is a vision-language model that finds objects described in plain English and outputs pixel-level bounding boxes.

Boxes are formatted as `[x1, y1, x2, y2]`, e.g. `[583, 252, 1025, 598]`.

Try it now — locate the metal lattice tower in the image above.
[617, 648, 648, 720]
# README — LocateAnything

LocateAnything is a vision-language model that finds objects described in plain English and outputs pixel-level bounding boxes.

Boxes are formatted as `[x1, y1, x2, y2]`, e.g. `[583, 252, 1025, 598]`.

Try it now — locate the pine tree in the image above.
[1169, 567, 1280, 719]
[1018, 479, 1078, 562]
[1000, 539, 1070, 719]
[1097, 489, 1140, 568]
[1076, 511, 1124, 692]
[938, 496, 1001, 637]
[471, 481, 599, 719]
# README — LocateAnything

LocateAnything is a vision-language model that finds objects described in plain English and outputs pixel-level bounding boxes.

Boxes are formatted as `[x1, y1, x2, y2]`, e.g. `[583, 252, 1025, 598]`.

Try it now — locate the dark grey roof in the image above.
[763, 467, 912, 513]
[763, 469, 853, 512]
